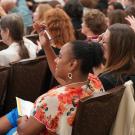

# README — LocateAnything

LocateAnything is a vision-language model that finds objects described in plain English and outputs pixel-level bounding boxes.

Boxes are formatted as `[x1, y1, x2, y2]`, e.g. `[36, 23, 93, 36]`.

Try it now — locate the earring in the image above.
[68, 73, 72, 80]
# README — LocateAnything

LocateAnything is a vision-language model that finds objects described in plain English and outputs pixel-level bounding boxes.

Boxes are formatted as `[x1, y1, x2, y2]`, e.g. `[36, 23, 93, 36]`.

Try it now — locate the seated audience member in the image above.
[0, 40, 104, 135]
[107, 9, 127, 26]
[119, 0, 135, 9]
[64, 0, 83, 30]
[99, 23, 135, 90]
[63, 0, 85, 40]
[81, 9, 107, 42]
[0, 13, 37, 66]
[107, 2, 124, 15]
[125, 5, 135, 17]
[96, 0, 108, 15]
[37, 22, 104, 85]
[32, 3, 53, 34]
[0, 0, 33, 28]
[33, 4, 53, 23]
[35, 8, 75, 56]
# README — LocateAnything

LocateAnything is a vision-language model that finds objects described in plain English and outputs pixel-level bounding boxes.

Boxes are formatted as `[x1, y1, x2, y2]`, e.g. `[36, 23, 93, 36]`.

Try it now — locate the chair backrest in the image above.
[4, 56, 48, 113]
[25, 34, 39, 44]
[0, 66, 10, 116]
[26, 25, 33, 35]
[72, 85, 125, 135]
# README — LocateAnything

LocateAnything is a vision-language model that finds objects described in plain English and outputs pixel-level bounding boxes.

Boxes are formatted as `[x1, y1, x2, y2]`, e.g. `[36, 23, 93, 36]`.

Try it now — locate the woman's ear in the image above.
[69, 59, 79, 72]
[5, 28, 10, 36]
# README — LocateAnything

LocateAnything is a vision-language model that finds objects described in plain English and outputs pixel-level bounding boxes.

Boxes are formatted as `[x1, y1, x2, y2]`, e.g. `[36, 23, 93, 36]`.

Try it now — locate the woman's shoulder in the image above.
[98, 72, 117, 91]
[23, 37, 37, 46]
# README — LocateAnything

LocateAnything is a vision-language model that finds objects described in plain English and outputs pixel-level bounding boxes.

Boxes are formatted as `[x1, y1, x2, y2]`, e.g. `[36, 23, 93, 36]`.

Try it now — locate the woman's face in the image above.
[0, 28, 9, 45]
[101, 29, 110, 61]
[33, 7, 40, 22]
[81, 21, 90, 37]
[54, 43, 74, 80]
[107, 5, 114, 15]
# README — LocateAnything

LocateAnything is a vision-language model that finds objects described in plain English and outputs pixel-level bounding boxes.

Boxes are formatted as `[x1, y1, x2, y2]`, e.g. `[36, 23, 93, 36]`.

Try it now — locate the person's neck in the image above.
[86, 31, 96, 38]
[93, 64, 104, 76]
[65, 74, 87, 85]
[65, 81, 87, 88]
[6, 38, 14, 46]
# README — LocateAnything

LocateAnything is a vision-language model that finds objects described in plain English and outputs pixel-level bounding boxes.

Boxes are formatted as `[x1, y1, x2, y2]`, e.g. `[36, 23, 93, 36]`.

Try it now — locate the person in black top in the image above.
[99, 23, 135, 90]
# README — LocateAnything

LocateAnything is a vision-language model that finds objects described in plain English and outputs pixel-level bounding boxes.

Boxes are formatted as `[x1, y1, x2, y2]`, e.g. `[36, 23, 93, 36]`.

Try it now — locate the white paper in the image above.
[16, 97, 34, 117]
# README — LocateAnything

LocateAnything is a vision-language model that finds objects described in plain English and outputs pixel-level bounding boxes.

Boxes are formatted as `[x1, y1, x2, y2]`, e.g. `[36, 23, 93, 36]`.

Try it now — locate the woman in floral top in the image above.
[31, 73, 103, 135]
[0, 40, 104, 135]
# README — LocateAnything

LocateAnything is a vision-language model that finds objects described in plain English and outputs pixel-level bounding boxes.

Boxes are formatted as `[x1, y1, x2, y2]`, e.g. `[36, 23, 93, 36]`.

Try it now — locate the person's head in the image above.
[47, 0, 62, 8]
[1, 0, 16, 13]
[102, 23, 135, 75]
[54, 40, 103, 83]
[64, 0, 83, 29]
[107, 9, 127, 26]
[119, 0, 135, 8]
[33, 4, 53, 23]
[0, 13, 29, 59]
[0, 13, 24, 44]
[125, 5, 135, 17]
[64, 0, 83, 18]
[80, 0, 99, 8]
[81, 9, 107, 37]
[44, 8, 75, 48]
[107, 2, 124, 15]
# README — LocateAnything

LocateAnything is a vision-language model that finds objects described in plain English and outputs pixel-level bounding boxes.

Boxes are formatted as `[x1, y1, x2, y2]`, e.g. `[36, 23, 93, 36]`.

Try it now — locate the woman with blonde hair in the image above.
[31, 4, 53, 34]
[33, 4, 53, 23]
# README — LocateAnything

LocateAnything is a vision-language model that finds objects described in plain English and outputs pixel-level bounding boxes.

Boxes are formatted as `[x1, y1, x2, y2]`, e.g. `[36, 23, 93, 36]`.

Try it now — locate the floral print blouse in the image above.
[32, 73, 104, 135]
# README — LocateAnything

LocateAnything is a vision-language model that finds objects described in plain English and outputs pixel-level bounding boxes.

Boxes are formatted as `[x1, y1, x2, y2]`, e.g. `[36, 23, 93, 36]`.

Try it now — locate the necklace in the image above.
[65, 81, 87, 88]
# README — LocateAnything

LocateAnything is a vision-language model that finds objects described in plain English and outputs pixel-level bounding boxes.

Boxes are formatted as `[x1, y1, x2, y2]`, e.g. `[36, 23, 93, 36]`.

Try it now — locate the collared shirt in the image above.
[87, 35, 99, 42]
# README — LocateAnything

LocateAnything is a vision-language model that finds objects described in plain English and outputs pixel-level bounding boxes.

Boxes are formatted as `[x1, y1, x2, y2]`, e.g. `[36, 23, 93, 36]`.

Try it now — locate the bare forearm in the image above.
[0, 116, 12, 134]
[17, 116, 45, 135]
[43, 44, 57, 76]
[43, 45, 66, 85]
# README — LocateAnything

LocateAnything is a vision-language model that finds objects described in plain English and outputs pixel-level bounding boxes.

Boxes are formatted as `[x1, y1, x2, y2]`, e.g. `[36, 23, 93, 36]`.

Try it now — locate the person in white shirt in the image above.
[0, 13, 37, 66]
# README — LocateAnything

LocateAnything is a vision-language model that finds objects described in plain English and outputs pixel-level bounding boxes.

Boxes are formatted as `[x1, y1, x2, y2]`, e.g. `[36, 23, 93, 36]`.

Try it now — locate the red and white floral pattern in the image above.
[32, 73, 104, 135]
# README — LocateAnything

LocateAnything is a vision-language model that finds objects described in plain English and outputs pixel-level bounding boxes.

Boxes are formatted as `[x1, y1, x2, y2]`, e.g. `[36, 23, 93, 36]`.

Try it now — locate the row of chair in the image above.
[0, 56, 51, 115]
[0, 55, 132, 134]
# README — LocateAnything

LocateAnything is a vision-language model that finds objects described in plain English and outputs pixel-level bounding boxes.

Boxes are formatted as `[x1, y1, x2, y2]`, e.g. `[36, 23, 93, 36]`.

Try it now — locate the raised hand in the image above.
[0, 6, 6, 16]
[125, 15, 135, 32]
[33, 23, 52, 47]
